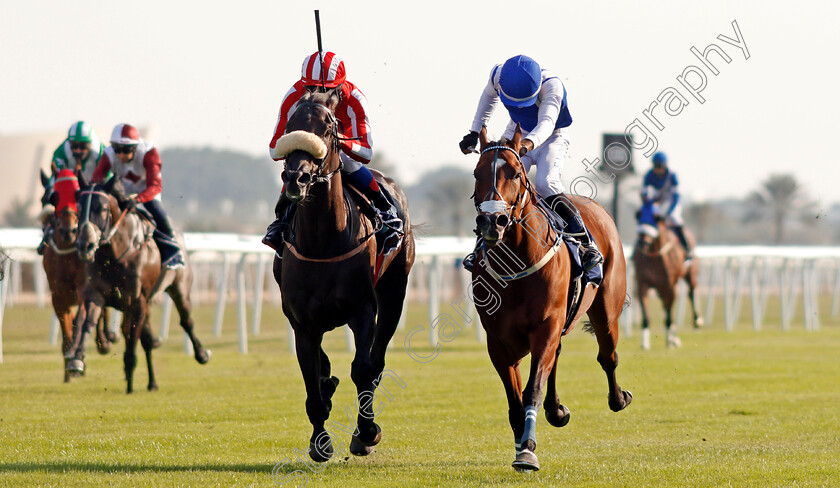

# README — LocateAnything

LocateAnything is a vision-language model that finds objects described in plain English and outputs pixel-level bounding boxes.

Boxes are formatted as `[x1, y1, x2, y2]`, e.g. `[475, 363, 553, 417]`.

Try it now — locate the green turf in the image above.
[0, 301, 838, 487]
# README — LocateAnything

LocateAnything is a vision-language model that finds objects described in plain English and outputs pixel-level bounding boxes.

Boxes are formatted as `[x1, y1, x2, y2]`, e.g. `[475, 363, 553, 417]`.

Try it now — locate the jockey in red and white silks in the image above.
[262, 51, 402, 253]
[91, 123, 185, 269]
[459, 54, 602, 272]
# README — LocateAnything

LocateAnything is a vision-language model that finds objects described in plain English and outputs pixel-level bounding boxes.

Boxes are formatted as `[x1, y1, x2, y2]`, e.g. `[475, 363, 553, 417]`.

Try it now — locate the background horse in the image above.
[633, 199, 703, 349]
[471, 127, 632, 471]
[39, 169, 113, 382]
[273, 89, 415, 462]
[66, 174, 210, 393]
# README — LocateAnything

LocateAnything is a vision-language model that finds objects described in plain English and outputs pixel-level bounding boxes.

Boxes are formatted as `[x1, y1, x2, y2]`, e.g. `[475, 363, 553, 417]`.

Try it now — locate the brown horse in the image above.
[273, 89, 415, 462]
[66, 173, 210, 393]
[632, 200, 702, 349]
[471, 127, 632, 471]
[39, 169, 114, 382]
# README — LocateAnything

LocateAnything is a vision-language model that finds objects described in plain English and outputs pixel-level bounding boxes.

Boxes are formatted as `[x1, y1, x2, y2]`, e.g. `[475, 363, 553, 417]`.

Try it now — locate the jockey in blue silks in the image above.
[459, 54, 602, 272]
[641, 151, 693, 261]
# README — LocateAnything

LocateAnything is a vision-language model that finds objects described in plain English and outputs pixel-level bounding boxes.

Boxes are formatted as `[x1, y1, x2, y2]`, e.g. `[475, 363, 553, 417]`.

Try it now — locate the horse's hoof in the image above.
[96, 341, 111, 355]
[152, 337, 163, 349]
[694, 317, 705, 329]
[349, 435, 376, 456]
[545, 404, 571, 428]
[106, 330, 119, 343]
[195, 349, 211, 364]
[667, 336, 682, 348]
[512, 449, 540, 471]
[309, 436, 334, 463]
[356, 422, 382, 447]
[66, 359, 85, 374]
[609, 390, 633, 412]
[148, 383, 159, 392]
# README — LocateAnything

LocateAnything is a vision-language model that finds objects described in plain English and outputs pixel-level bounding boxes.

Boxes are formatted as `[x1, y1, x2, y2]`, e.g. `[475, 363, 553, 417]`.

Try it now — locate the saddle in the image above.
[345, 185, 405, 285]
[531, 200, 604, 334]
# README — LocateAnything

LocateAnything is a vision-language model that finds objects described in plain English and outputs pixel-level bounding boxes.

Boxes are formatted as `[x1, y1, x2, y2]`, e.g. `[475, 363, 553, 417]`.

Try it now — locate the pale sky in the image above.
[2, 0, 839, 206]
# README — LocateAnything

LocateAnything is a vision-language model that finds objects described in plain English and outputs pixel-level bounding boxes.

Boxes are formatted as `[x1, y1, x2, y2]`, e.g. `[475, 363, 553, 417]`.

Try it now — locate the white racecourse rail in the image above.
[1, 228, 839, 362]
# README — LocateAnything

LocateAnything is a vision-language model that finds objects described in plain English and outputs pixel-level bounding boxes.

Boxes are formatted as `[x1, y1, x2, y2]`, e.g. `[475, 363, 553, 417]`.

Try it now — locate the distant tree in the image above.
[2, 198, 35, 227]
[745, 173, 817, 244]
[408, 166, 474, 235]
[685, 202, 720, 243]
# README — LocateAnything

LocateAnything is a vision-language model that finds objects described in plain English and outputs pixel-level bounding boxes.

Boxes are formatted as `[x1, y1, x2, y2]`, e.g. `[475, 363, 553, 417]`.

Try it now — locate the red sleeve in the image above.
[340, 83, 373, 164]
[136, 148, 162, 203]
[269, 82, 306, 161]
[92, 152, 112, 183]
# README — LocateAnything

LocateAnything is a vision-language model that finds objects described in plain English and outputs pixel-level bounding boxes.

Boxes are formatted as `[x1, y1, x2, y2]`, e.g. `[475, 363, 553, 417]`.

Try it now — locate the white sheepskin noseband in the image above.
[271, 130, 328, 160]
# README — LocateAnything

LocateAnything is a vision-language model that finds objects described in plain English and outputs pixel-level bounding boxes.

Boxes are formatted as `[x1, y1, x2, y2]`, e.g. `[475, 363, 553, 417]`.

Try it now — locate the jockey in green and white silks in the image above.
[459, 54, 602, 272]
[38, 121, 106, 255]
[50, 121, 105, 183]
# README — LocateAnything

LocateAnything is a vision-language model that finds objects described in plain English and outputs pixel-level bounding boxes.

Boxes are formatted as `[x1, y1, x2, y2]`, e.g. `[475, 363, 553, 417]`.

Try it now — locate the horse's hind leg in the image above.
[686, 264, 704, 328]
[166, 277, 211, 364]
[589, 290, 633, 413]
[543, 342, 571, 428]
[95, 307, 112, 355]
[140, 320, 158, 391]
[122, 304, 145, 394]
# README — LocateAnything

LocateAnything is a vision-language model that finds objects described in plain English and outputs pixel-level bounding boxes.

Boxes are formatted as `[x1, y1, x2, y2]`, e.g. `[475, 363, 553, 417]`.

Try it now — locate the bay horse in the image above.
[632, 199, 703, 349]
[471, 127, 632, 471]
[39, 169, 114, 382]
[272, 89, 415, 462]
[66, 173, 210, 393]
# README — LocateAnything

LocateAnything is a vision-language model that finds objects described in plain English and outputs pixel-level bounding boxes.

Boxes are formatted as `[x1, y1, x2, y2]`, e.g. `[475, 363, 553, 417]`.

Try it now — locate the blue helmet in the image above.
[652, 151, 668, 167]
[498, 55, 542, 107]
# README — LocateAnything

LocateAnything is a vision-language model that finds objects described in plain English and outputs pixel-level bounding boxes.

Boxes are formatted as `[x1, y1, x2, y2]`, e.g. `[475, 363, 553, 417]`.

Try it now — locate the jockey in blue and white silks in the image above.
[459, 54, 602, 272]
[641, 151, 693, 260]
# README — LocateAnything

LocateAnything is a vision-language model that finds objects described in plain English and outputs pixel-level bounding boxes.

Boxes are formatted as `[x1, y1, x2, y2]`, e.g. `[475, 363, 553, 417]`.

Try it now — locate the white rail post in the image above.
[34, 261, 47, 308]
[49, 314, 59, 345]
[0, 258, 11, 363]
[236, 253, 249, 354]
[830, 260, 840, 318]
[251, 253, 267, 336]
[428, 256, 441, 347]
[213, 252, 230, 337]
[704, 259, 718, 328]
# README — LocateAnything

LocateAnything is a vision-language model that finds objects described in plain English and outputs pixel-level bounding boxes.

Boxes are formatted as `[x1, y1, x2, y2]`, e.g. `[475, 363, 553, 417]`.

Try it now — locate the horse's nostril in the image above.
[298, 173, 311, 185]
[496, 215, 509, 228]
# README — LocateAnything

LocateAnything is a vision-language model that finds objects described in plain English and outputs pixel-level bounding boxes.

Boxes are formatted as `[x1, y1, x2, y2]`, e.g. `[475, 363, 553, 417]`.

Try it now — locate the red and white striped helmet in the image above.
[110, 123, 141, 145]
[300, 51, 346, 88]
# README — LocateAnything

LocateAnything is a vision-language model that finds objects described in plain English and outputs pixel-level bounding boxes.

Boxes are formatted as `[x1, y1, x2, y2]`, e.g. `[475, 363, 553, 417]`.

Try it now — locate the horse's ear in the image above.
[478, 126, 489, 150]
[49, 191, 59, 207]
[77, 170, 89, 188]
[511, 124, 522, 151]
[103, 174, 116, 193]
[40, 168, 50, 188]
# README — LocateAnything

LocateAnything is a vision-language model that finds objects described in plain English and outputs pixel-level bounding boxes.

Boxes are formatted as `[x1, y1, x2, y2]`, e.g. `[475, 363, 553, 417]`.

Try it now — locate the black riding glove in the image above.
[120, 196, 137, 212]
[459, 131, 479, 154]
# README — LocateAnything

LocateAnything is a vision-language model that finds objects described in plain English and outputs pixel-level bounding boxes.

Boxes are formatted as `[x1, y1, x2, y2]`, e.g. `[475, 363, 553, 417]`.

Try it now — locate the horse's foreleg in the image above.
[637, 284, 652, 350]
[543, 342, 571, 428]
[67, 292, 103, 374]
[54, 300, 75, 382]
[95, 307, 112, 355]
[140, 320, 158, 391]
[486, 337, 526, 459]
[514, 325, 562, 471]
[292, 326, 332, 463]
[662, 290, 681, 348]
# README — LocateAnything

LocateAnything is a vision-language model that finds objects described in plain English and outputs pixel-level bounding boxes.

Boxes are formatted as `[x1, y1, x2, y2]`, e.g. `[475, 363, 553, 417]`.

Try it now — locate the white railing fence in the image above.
[1, 228, 838, 362]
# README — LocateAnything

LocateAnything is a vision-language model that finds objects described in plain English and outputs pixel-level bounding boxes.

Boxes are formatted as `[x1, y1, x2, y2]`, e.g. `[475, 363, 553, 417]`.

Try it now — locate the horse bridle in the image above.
[78, 189, 127, 245]
[284, 101, 347, 191]
[475, 145, 533, 231]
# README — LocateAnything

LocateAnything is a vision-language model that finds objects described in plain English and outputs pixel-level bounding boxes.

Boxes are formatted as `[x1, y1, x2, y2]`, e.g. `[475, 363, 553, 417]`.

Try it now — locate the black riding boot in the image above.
[544, 193, 603, 272]
[262, 194, 292, 253]
[672, 225, 693, 261]
[367, 186, 403, 234]
[142, 200, 184, 269]
[462, 235, 485, 272]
